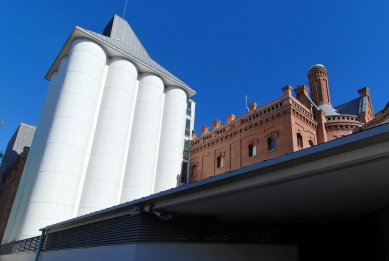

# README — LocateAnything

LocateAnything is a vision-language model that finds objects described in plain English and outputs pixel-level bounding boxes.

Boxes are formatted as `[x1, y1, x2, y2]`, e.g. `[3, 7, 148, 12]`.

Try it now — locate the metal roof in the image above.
[335, 97, 365, 115]
[317, 104, 339, 115]
[102, 14, 149, 57]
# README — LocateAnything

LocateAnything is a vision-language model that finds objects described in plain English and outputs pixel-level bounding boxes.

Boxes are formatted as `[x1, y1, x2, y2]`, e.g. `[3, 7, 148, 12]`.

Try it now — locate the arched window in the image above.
[216, 156, 224, 168]
[309, 140, 314, 147]
[248, 144, 257, 157]
[297, 133, 303, 148]
[190, 165, 198, 182]
[267, 137, 277, 151]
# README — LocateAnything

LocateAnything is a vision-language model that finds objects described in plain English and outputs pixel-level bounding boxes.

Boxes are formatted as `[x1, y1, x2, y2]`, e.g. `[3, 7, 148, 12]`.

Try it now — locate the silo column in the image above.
[3, 56, 70, 243]
[78, 58, 138, 215]
[16, 39, 107, 240]
[120, 73, 164, 202]
[154, 86, 187, 193]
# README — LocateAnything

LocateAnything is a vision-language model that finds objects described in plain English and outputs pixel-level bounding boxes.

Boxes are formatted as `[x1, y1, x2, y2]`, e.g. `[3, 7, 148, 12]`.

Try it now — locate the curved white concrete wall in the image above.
[2, 57, 69, 243]
[154, 87, 187, 193]
[120, 73, 164, 202]
[78, 58, 138, 215]
[16, 39, 107, 240]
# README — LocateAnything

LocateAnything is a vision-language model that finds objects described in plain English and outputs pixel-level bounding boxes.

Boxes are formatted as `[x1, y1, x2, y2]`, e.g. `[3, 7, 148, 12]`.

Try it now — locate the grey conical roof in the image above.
[102, 14, 149, 57]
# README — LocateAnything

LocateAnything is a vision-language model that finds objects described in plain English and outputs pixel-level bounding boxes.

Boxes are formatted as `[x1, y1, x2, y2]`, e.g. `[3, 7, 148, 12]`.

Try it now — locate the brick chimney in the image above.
[249, 102, 257, 111]
[358, 87, 370, 97]
[227, 114, 236, 124]
[212, 120, 221, 130]
[201, 126, 209, 135]
[282, 85, 293, 97]
[357, 87, 374, 123]
[295, 85, 309, 98]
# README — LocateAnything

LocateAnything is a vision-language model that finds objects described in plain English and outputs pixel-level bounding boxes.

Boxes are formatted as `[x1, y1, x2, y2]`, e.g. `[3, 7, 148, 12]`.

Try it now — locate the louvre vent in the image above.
[0, 236, 42, 255]
[44, 214, 197, 250]
[44, 213, 288, 251]
[0, 213, 288, 254]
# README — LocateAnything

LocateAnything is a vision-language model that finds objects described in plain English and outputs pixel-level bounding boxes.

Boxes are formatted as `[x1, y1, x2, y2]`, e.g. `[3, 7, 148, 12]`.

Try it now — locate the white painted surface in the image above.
[120, 73, 164, 202]
[78, 58, 138, 215]
[73, 63, 109, 217]
[37, 243, 298, 261]
[154, 86, 187, 193]
[189, 99, 196, 132]
[2, 56, 69, 244]
[116, 79, 140, 203]
[15, 39, 107, 240]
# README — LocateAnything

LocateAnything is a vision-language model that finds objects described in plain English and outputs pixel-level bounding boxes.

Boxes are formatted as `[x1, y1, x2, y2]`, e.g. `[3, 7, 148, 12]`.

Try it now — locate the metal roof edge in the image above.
[44, 27, 78, 81]
[44, 27, 196, 98]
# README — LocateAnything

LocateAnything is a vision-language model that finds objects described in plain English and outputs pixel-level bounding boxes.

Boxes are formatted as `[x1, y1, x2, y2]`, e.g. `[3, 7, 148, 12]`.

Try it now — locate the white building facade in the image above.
[2, 15, 196, 243]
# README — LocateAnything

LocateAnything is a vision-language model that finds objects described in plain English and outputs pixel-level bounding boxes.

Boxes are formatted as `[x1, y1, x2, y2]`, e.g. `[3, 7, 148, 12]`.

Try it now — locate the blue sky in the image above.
[1, 0, 389, 150]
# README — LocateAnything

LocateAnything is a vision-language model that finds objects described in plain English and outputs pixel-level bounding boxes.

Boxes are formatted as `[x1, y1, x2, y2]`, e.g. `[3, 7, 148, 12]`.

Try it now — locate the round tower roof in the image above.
[309, 64, 325, 70]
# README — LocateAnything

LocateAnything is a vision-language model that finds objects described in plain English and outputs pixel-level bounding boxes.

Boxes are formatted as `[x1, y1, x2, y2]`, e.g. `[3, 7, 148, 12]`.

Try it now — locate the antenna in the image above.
[123, 0, 128, 18]
[245, 95, 249, 112]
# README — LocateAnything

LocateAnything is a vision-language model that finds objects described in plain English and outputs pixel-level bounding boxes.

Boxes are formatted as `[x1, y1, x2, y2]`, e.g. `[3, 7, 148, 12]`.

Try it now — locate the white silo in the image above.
[154, 86, 188, 193]
[120, 73, 165, 202]
[78, 58, 138, 215]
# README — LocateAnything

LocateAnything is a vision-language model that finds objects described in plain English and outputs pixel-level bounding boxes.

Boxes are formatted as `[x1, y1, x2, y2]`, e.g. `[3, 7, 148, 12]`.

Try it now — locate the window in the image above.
[267, 137, 277, 151]
[185, 119, 191, 137]
[216, 156, 224, 168]
[248, 144, 256, 157]
[297, 133, 303, 148]
[186, 101, 192, 116]
[183, 140, 190, 160]
[180, 161, 189, 184]
[309, 140, 314, 147]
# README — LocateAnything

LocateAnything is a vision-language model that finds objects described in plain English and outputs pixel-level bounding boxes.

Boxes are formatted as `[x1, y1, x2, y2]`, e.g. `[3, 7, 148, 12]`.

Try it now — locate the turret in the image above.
[307, 64, 331, 106]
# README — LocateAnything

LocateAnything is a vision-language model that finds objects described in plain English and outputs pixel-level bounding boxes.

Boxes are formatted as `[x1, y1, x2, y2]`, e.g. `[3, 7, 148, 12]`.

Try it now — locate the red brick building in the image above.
[189, 64, 375, 182]
[0, 147, 29, 240]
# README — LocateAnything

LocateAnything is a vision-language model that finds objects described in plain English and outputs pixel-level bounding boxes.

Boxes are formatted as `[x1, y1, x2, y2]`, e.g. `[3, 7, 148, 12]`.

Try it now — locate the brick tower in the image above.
[307, 64, 331, 106]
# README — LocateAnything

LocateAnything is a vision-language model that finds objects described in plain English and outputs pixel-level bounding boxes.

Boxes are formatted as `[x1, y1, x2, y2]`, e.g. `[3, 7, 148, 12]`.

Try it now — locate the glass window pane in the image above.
[186, 101, 192, 116]
[268, 138, 276, 151]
